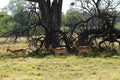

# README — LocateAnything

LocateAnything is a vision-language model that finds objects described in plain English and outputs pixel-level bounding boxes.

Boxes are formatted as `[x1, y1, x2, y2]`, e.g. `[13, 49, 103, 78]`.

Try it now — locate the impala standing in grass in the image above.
[72, 45, 92, 56]
[49, 45, 67, 55]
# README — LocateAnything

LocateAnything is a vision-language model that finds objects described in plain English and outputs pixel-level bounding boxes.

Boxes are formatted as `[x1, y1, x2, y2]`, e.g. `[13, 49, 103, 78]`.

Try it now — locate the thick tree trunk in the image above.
[27, 0, 64, 50]
[37, 0, 63, 49]
[45, 30, 60, 49]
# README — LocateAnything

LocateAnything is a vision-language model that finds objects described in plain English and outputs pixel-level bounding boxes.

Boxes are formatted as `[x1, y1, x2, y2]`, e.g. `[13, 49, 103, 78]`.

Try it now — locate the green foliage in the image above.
[0, 0, 44, 37]
[0, 0, 30, 36]
[8, 0, 28, 15]
[0, 12, 15, 34]
[115, 22, 120, 29]
[61, 8, 85, 32]
[63, 8, 85, 26]
[29, 26, 45, 36]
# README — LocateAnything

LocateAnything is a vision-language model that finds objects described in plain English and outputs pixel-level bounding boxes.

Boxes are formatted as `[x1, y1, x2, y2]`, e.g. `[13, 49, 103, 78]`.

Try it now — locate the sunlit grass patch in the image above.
[0, 55, 120, 80]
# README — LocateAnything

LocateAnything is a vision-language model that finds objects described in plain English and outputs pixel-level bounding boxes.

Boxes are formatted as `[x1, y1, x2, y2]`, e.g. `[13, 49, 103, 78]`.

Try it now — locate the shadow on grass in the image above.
[26, 47, 120, 58]
[92, 49, 120, 58]
[27, 49, 63, 58]
[1, 49, 120, 59]
[0, 53, 14, 60]
[27, 50, 77, 59]
[0, 52, 32, 60]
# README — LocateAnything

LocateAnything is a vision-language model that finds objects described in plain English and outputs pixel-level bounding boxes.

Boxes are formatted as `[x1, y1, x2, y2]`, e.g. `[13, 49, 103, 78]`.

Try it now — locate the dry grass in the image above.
[0, 56, 120, 80]
[0, 37, 28, 53]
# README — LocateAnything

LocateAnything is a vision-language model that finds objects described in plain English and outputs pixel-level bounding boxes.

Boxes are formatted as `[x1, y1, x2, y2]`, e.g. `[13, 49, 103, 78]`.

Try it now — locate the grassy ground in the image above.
[0, 54, 120, 80]
[0, 37, 120, 80]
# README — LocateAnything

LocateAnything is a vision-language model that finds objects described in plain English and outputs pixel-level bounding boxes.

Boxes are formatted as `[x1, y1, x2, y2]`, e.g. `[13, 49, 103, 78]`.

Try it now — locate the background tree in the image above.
[71, 0, 120, 50]
[0, 12, 15, 36]
[62, 8, 85, 32]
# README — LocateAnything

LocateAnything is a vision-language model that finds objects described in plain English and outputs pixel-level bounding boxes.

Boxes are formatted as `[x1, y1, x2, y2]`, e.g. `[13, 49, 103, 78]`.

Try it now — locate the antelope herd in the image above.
[0, 33, 93, 57]
[5, 44, 92, 57]
[48, 32, 92, 56]
[48, 44, 92, 56]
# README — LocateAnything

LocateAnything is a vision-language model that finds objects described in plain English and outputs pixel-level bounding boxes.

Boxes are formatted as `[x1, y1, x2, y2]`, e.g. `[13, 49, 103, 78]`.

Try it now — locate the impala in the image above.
[6, 47, 27, 56]
[49, 45, 67, 55]
[73, 45, 92, 55]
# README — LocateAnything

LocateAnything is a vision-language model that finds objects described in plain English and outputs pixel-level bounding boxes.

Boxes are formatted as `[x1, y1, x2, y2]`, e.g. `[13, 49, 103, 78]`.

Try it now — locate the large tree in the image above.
[27, 0, 63, 49]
